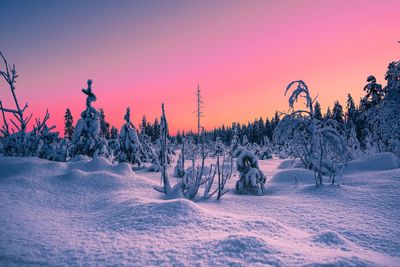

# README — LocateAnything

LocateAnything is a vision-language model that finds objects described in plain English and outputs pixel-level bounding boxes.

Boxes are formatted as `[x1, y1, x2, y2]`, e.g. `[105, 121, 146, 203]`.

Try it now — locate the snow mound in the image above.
[55, 169, 124, 192]
[69, 154, 91, 162]
[112, 162, 133, 175]
[100, 198, 209, 232]
[277, 159, 292, 169]
[344, 152, 400, 174]
[271, 168, 315, 184]
[311, 230, 348, 246]
[193, 234, 281, 266]
[69, 156, 113, 172]
[276, 158, 302, 169]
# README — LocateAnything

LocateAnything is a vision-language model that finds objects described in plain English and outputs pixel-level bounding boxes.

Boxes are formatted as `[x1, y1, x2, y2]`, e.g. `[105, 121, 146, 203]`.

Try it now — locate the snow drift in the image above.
[344, 152, 400, 174]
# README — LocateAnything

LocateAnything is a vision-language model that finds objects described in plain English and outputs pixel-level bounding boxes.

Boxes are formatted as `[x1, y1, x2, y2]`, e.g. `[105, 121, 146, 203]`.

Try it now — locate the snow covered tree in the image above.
[107, 126, 120, 162]
[314, 101, 323, 121]
[273, 80, 347, 186]
[234, 148, 266, 195]
[325, 107, 332, 120]
[152, 118, 160, 142]
[332, 101, 344, 126]
[242, 135, 249, 148]
[117, 107, 145, 166]
[213, 136, 224, 157]
[361, 75, 384, 110]
[229, 129, 241, 156]
[367, 61, 400, 156]
[257, 136, 273, 160]
[346, 121, 363, 160]
[70, 79, 109, 158]
[99, 108, 110, 139]
[346, 94, 357, 123]
[64, 108, 74, 140]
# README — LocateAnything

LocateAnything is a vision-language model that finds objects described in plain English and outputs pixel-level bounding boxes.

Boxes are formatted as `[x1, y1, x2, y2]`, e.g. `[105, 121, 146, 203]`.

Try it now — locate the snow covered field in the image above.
[1, 154, 400, 266]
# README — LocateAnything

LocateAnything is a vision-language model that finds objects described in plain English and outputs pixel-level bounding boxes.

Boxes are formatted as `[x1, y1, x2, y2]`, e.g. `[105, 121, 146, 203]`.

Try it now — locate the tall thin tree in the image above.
[195, 84, 204, 143]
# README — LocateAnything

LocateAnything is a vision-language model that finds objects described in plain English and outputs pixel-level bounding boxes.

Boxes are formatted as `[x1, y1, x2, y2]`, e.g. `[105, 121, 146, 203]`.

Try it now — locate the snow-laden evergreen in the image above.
[70, 80, 109, 158]
[212, 136, 224, 157]
[64, 108, 74, 140]
[117, 107, 145, 166]
[234, 148, 266, 195]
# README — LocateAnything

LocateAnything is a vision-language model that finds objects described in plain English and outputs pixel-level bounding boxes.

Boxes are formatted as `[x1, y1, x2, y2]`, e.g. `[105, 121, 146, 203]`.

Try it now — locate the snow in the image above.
[270, 168, 315, 184]
[344, 152, 400, 174]
[1, 155, 400, 266]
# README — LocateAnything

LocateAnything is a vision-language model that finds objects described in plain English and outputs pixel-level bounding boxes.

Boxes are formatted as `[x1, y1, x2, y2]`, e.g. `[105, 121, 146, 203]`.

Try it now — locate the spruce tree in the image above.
[332, 101, 344, 125]
[314, 101, 323, 120]
[64, 108, 74, 140]
[346, 94, 357, 123]
[99, 108, 110, 139]
[152, 118, 161, 142]
[325, 107, 332, 120]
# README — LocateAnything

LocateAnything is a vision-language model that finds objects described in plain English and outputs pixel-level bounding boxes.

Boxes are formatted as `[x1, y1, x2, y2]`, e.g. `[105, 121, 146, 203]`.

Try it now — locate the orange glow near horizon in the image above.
[0, 1, 399, 135]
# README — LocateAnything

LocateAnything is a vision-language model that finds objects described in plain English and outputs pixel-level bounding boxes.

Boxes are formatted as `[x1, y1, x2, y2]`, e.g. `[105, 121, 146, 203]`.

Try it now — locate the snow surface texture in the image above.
[1, 154, 400, 266]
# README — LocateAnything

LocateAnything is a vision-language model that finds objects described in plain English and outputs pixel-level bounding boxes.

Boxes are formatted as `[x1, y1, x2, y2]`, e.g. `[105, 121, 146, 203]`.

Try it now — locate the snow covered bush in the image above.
[203, 155, 233, 200]
[229, 132, 241, 156]
[174, 153, 186, 177]
[154, 104, 220, 200]
[117, 107, 145, 166]
[257, 145, 273, 160]
[273, 80, 348, 186]
[234, 148, 266, 195]
[70, 80, 109, 158]
[213, 136, 224, 157]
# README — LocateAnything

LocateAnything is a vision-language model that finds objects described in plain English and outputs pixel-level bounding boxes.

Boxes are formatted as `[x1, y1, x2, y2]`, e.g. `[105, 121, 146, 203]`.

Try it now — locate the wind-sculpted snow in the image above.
[0, 156, 400, 266]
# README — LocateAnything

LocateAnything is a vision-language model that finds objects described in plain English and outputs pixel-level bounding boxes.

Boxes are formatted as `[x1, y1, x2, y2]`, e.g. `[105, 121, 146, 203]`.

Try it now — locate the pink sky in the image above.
[0, 0, 399, 134]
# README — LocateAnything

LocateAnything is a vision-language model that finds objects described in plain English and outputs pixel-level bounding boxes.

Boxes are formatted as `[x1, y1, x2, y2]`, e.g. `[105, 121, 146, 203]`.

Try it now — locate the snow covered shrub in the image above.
[257, 145, 273, 160]
[229, 132, 241, 156]
[242, 135, 250, 148]
[203, 155, 233, 200]
[174, 153, 185, 177]
[139, 130, 152, 163]
[70, 80, 109, 158]
[154, 104, 216, 200]
[117, 107, 145, 166]
[36, 124, 65, 161]
[213, 136, 224, 157]
[234, 148, 266, 195]
[273, 80, 347, 186]
[256, 137, 273, 160]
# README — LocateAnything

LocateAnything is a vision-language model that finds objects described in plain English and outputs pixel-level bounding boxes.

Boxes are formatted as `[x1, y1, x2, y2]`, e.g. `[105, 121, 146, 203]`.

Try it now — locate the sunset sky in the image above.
[0, 0, 399, 134]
